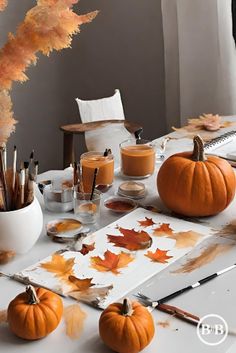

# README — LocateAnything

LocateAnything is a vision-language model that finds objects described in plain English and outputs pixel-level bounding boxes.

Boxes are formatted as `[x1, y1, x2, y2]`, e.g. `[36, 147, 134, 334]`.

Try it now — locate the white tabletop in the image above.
[1, 121, 236, 353]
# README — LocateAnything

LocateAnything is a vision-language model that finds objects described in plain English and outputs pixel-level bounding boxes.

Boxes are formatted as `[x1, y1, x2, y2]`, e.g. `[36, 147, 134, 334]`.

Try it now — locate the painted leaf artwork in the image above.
[107, 227, 152, 251]
[153, 223, 174, 236]
[15, 208, 212, 308]
[79, 243, 95, 256]
[40, 253, 75, 284]
[68, 275, 113, 305]
[90, 250, 134, 274]
[145, 248, 173, 263]
[138, 217, 156, 227]
[69, 276, 95, 291]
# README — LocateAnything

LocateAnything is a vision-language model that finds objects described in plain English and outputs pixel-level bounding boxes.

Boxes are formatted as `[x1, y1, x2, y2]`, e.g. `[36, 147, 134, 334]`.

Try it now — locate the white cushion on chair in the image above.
[75, 89, 125, 123]
[85, 123, 134, 169]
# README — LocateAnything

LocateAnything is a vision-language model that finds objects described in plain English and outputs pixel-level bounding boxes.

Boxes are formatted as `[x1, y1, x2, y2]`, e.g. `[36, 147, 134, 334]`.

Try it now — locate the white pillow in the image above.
[85, 123, 135, 168]
[75, 89, 125, 123]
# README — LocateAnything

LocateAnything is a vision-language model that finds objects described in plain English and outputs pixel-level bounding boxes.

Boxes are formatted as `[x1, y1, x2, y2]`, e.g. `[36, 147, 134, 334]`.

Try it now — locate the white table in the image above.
[1, 121, 236, 353]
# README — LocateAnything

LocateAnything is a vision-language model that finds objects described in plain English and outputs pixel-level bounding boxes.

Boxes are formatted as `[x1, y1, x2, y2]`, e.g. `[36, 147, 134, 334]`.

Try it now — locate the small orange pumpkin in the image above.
[157, 135, 236, 217]
[99, 298, 155, 353]
[7, 285, 63, 340]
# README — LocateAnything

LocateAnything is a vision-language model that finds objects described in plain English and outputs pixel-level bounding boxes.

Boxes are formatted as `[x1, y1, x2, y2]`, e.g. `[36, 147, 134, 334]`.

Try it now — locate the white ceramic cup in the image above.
[0, 197, 43, 254]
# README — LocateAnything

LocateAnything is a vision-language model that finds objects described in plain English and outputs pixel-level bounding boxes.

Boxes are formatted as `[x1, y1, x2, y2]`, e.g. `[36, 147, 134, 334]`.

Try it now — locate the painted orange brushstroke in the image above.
[64, 304, 86, 339]
[172, 243, 233, 273]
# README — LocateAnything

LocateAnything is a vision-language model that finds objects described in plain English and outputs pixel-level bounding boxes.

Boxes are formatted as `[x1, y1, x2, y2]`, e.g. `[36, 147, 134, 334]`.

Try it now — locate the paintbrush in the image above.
[34, 161, 39, 181]
[77, 164, 84, 194]
[156, 303, 236, 336]
[135, 263, 236, 307]
[18, 169, 25, 209]
[73, 161, 78, 187]
[12, 145, 17, 191]
[90, 168, 98, 200]
[2, 145, 7, 172]
[0, 148, 9, 210]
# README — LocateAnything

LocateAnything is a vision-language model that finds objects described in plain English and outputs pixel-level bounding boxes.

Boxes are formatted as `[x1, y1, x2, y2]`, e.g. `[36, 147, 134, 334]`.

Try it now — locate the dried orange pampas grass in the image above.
[0, 0, 7, 12]
[0, 90, 17, 147]
[0, 0, 98, 143]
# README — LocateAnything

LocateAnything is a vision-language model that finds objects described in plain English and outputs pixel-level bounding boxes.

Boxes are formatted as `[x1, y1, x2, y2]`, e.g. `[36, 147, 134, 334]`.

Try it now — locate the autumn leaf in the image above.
[153, 223, 174, 236]
[145, 248, 173, 263]
[67, 274, 113, 306]
[168, 231, 202, 249]
[90, 250, 134, 274]
[69, 276, 95, 291]
[40, 253, 75, 284]
[79, 243, 95, 256]
[107, 227, 152, 251]
[138, 217, 156, 227]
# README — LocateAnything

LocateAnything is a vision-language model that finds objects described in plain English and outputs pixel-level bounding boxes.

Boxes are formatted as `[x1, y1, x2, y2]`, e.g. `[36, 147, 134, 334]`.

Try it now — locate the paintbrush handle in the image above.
[158, 303, 200, 321]
[157, 264, 236, 304]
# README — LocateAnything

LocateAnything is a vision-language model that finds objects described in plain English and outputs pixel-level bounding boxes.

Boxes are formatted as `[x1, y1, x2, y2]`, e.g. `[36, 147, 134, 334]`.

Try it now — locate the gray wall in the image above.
[1, 0, 166, 172]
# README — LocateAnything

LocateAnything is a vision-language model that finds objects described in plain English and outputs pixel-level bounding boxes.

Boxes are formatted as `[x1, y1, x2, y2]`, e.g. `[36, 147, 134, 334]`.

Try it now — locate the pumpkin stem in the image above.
[192, 135, 206, 161]
[121, 298, 133, 316]
[26, 285, 40, 305]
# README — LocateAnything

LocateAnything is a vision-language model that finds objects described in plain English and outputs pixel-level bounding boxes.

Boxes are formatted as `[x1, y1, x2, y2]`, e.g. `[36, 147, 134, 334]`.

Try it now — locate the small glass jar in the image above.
[43, 184, 73, 212]
[80, 151, 114, 193]
[120, 139, 155, 178]
[73, 190, 101, 224]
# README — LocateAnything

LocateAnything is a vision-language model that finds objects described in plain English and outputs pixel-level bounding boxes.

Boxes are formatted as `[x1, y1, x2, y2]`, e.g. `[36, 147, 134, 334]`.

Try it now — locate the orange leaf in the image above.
[40, 253, 75, 284]
[68, 276, 95, 291]
[145, 248, 173, 263]
[107, 227, 152, 251]
[90, 250, 134, 274]
[153, 223, 174, 236]
[138, 217, 156, 227]
[79, 243, 95, 256]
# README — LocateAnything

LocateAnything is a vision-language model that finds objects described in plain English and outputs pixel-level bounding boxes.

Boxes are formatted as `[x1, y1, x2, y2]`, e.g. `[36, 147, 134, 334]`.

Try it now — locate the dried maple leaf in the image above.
[168, 231, 202, 249]
[145, 248, 173, 263]
[68, 276, 95, 291]
[67, 274, 113, 306]
[138, 217, 156, 227]
[90, 250, 134, 274]
[40, 253, 75, 283]
[107, 227, 152, 251]
[79, 243, 95, 256]
[153, 223, 174, 236]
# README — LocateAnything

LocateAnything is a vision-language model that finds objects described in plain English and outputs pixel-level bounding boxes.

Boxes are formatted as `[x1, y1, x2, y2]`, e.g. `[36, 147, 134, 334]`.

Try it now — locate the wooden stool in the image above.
[60, 119, 142, 168]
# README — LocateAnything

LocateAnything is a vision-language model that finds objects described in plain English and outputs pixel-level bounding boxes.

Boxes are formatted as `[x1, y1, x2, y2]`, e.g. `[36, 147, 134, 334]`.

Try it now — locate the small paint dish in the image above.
[46, 218, 85, 242]
[104, 196, 138, 213]
[118, 181, 146, 199]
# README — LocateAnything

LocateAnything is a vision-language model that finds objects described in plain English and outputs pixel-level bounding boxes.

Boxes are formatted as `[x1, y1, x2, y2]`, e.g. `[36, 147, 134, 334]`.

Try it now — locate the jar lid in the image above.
[118, 181, 146, 199]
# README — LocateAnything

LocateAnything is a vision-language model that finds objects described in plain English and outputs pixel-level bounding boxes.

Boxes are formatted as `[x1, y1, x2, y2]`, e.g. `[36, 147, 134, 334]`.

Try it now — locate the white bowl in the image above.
[0, 197, 43, 254]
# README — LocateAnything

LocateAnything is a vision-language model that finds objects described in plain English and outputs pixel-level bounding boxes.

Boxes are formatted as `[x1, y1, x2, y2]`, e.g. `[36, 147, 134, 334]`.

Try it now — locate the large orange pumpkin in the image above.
[157, 135, 236, 217]
[7, 285, 63, 340]
[99, 298, 155, 353]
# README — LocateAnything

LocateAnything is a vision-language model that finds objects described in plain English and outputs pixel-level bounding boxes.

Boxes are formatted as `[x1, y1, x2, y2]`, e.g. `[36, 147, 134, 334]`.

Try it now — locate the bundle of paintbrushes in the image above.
[0, 147, 39, 211]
